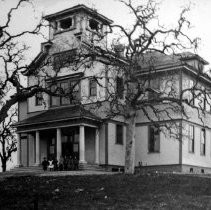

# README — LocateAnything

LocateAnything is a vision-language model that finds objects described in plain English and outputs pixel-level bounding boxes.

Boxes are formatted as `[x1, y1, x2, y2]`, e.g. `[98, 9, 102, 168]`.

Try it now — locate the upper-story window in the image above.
[185, 79, 194, 105]
[89, 78, 97, 96]
[51, 85, 60, 106]
[55, 16, 74, 33]
[60, 82, 69, 105]
[89, 19, 101, 32]
[195, 91, 206, 110]
[60, 18, 73, 30]
[50, 79, 80, 107]
[200, 128, 206, 156]
[116, 77, 124, 99]
[53, 49, 77, 70]
[148, 78, 160, 100]
[35, 92, 43, 106]
[205, 96, 211, 112]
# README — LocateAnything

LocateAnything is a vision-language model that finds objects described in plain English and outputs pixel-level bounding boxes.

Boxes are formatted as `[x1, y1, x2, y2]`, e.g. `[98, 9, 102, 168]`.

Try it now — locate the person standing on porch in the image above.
[48, 158, 54, 171]
[53, 157, 58, 171]
[67, 155, 73, 170]
[42, 157, 48, 171]
[73, 155, 79, 170]
[63, 156, 68, 170]
[59, 156, 64, 171]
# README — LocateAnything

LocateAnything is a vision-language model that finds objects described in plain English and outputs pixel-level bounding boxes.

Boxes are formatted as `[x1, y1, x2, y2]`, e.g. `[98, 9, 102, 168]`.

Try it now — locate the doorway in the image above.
[46, 130, 56, 160]
[62, 128, 79, 159]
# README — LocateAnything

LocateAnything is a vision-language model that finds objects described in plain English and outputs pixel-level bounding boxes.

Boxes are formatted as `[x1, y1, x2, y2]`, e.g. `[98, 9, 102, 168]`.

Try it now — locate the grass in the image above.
[0, 173, 211, 209]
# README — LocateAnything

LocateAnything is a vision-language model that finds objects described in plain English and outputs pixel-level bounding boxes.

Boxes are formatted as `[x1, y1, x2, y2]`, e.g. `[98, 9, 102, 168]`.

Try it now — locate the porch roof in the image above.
[15, 106, 102, 132]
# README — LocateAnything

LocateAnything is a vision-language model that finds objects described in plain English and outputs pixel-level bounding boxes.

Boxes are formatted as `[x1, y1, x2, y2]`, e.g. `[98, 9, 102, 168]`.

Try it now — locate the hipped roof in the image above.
[44, 4, 113, 25]
[15, 105, 101, 128]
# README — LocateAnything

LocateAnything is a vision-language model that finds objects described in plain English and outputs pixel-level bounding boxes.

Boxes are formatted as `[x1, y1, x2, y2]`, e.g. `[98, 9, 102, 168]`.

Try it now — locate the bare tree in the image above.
[78, 0, 202, 174]
[0, 107, 17, 172]
[0, 0, 47, 124]
[103, 1, 211, 174]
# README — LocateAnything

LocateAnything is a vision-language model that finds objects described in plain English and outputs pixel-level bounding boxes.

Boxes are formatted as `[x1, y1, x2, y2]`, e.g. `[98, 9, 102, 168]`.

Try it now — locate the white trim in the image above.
[79, 125, 86, 163]
[16, 123, 98, 133]
[34, 130, 40, 165]
[137, 65, 211, 85]
[16, 133, 21, 167]
[95, 128, 100, 164]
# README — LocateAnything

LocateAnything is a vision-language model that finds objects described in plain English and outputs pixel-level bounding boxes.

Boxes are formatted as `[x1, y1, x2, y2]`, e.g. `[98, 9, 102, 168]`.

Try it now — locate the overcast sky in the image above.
[2, 0, 211, 69]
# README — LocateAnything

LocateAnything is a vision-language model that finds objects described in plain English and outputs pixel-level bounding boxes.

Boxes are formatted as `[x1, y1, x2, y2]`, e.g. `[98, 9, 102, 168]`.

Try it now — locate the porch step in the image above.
[79, 163, 108, 171]
[9, 166, 43, 173]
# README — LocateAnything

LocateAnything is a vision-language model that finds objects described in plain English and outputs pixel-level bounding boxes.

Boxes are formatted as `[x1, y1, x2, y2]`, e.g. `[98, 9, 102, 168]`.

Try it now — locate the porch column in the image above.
[16, 133, 21, 167]
[56, 128, 62, 161]
[95, 128, 100, 164]
[35, 130, 40, 165]
[79, 125, 86, 163]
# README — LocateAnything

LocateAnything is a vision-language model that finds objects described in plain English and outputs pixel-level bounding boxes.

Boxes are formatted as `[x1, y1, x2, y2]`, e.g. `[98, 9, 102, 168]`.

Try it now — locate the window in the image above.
[197, 93, 205, 110]
[89, 78, 97, 96]
[50, 85, 60, 106]
[205, 95, 211, 113]
[116, 77, 124, 99]
[53, 49, 76, 70]
[186, 79, 194, 105]
[200, 129, 206, 155]
[188, 125, 194, 153]
[50, 79, 80, 107]
[116, 124, 123, 144]
[194, 91, 211, 112]
[60, 18, 72, 30]
[148, 88, 160, 100]
[148, 126, 160, 153]
[70, 81, 80, 102]
[55, 17, 74, 32]
[89, 19, 99, 32]
[60, 82, 69, 105]
[35, 92, 43, 106]
[148, 78, 160, 100]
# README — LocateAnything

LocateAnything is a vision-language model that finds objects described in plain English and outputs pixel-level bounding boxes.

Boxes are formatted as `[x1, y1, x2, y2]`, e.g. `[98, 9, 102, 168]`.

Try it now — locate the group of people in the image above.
[42, 155, 79, 172]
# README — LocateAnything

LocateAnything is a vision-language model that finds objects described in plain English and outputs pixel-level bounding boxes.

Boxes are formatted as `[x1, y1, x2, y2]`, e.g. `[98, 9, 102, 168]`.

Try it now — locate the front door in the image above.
[62, 129, 79, 159]
[47, 132, 56, 160]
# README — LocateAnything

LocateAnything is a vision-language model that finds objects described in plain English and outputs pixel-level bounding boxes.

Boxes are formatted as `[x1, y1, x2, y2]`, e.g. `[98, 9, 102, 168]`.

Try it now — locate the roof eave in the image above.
[14, 115, 102, 128]
[180, 54, 209, 65]
[44, 4, 113, 25]
[22, 52, 47, 76]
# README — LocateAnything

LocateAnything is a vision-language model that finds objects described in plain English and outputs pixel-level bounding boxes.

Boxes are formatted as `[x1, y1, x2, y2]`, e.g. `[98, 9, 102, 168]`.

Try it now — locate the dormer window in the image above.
[89, 19, 100, 32]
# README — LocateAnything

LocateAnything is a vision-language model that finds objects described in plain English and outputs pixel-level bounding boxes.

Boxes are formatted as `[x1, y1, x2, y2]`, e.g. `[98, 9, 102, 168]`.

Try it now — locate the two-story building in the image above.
[15, 4, 211, 173]
[135, 52, 211, 173]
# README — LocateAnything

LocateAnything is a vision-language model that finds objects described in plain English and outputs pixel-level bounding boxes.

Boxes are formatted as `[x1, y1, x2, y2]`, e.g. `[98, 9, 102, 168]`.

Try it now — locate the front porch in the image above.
[15, 106, 102, 169]
[17, 125, 100, 167]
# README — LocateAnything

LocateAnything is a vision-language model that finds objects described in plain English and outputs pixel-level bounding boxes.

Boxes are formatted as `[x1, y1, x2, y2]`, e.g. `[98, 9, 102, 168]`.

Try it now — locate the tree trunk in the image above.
[124, 113, 136, 174]
[2, 159, 7, 172]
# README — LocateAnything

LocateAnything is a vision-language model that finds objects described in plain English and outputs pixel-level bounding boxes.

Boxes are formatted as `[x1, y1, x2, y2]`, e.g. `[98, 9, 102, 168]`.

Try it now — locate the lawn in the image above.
[0, 173, 211, 209]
